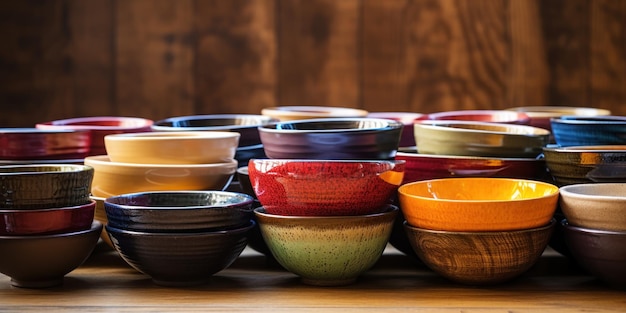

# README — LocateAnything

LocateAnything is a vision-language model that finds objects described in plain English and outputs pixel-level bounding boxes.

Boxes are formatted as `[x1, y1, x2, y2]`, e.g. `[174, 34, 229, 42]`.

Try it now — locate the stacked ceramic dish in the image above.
[0, 164, 101, 288]
[0, 128, 91, 165]
[103, 190, 255, 286]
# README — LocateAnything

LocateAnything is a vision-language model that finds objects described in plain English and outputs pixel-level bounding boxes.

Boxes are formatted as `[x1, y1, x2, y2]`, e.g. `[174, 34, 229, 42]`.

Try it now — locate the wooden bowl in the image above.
[560, 183, 626, 231]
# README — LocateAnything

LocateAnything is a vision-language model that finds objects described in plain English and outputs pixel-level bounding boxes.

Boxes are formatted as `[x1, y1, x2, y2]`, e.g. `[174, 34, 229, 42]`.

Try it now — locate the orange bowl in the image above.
[398, 177, 559, 231]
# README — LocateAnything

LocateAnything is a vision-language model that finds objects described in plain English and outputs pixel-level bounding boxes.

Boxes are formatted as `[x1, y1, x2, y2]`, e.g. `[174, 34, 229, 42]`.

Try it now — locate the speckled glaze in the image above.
[543, 145, 626, 186]
[0, 200, 95, 235]
[0, 128, 91, 160]
[0, 221, 102, 288]
[262, 106, 369, 121]
[417, 110, 531, 125]
[0, 164, 94, 209]
[551, 116, 626, 147]
[560, 183, 626, 231]
[398, 177, 559, 231]
[367, 112, 424, 147]
[404, 219, 555, 285]
[248, 159, 405, 216]
[254, 205, 398, 286]
[104, 191, 254, 232]
[105, 221, 253, 287]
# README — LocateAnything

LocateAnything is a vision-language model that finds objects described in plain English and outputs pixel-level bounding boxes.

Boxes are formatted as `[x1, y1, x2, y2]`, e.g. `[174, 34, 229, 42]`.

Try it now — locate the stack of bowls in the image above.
[103, 190, 255, 286]
[398, 177, 559, 285]
[0, 164, 102, 288]
[0, 128, 91, 164]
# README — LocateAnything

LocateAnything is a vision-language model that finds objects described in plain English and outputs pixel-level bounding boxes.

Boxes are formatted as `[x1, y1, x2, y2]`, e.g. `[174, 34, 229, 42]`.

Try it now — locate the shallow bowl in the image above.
[543, 145, 626, 186]
[398, 177, 559, 231]
[551, 116, 626, 147]
[367, 112, 424, 147]
[507, 106, 611, 131]
[0, 200, 95, 236]
[254, 205, 397, 286]
[262, 106, 369, 121]
[0, 128, 91, 160]
[417, 110, 530, 125]
[560, 183, 626, 231]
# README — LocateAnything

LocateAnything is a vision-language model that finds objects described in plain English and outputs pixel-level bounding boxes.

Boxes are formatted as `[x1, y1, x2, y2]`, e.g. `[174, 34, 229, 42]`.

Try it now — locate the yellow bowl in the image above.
[398, 177, 559, 231]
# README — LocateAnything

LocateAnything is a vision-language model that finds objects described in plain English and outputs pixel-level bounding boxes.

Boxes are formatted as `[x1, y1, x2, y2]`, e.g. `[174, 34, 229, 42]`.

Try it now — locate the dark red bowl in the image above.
[0, 200, 95, 236]
[0, 128, 91, 160]
[417, 110, 530, 125]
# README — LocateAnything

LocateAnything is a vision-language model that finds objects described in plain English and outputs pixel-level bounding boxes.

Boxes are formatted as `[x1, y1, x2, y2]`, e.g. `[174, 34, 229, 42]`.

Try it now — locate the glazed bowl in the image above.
[0, 221, 102, 288]
[551, 116, 626, 147]
[104, 131, 240, 164]
[560, 183, 626, 231]
[367, 112, 424, 147]
[258, 118, 403, 160]
[404, 219, 555, 285]
[507, 106, 611, 131]
[92, 196, 113, 248]
[262, 106, 369, 121]
[562, 220, 626, 289]
[248, 159, 405, 216]
[0, 164, 93, 209]
[36, 116, 154, 156]
[104, 191, 254, 232]
[398, 177, 559, 231]
[417, 110, 530, 125]
[254, 205, 398, 286]
[0, 128, 91, 160]
[84, 156, 237, 198]
[543, 145, 626, 186]
[105, 221, 253, 286]
[414, 120, 550, 158]
[0, 201, 95, 236]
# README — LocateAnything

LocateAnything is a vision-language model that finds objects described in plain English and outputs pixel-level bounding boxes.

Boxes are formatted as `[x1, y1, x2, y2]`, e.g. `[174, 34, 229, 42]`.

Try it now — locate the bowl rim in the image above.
[0, 221, 102, 239]
[253, 204, 398, 220]
[262, 106, 369, 117]
[103, 190, 254, 210]
[0, 200, 96, 214]
[419, 109, 530, 121]
[414, 120, 550, 136]
[560, 183, 626, 201]
[0, 128, 90, 135]
[259, 117, 403, 133]
[403, 218, 556, 235]
[36, 116, 154, 130]
[104, 220, 255, 236]
[0, 164, 94, 176]
[84, 155, 238, 168]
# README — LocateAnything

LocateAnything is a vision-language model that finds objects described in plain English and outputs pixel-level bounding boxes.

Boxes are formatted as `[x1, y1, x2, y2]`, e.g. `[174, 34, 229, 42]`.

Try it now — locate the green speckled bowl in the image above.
[254, 205, 398, 286]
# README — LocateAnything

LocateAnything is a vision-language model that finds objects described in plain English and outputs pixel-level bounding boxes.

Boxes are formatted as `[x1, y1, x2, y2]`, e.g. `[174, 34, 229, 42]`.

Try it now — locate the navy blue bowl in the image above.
[551, 116, 626, 147]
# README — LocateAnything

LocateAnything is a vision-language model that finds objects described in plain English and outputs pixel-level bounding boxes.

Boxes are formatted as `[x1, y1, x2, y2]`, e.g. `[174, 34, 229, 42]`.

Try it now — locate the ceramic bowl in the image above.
[398, 177, 559, 231]
[0, 221, 102, 288]
[104, 131, 240, 164]
[248, 159, 405, 216]
[543, 145, 626, 186]
[254, 205, 398, 286]
[560, 183, 626, 231]
[561, 220, 626, 289]
[507, 106, 611, 131]
[85, 156, 237, 198]
[0, 164, 94, 209]
[414, 120, 550, 158]
[36, 116, 154, 156]
[105, 221, 253, 286]
[551, 116, 626, 147]
[417, 110, 531, 125]
[0, 128, 91, 160]
[404, 219, 555, 285]
[367, 112, 424, 147]
[258, 118, 403, 160]
[92, 196, 113, 248]
[262, 106, 369, 121]
[104, 191, 254, 232]
[0, 200, 95, 236]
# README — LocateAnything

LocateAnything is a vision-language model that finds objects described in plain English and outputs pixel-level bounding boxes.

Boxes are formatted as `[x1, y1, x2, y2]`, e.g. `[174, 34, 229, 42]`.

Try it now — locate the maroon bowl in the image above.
[0, 200, 95, 236]
[0, 128, 91, 160]
[36, 116, 154, 156]
[248, 159, 405, 216]
[417, 110, 530, 125]
[367, 112, 424, 148]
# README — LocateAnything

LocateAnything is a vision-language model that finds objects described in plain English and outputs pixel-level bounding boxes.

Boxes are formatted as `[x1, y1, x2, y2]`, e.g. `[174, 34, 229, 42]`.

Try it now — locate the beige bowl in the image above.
[261, 106, 369, 121]
[84, 156, 237, 198]
[104, 131, 239, 164]
[560, 183, 626, 231]
[414, 120, 550, 158]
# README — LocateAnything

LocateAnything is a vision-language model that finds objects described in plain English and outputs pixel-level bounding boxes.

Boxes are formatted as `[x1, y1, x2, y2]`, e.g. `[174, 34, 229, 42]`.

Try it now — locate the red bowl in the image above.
[417, 110, 530, 125]
[0, 128, 91, 160]
[0, 200, 95, 235]
[36, 116, 154, 156]
[248, 159, 405, 216]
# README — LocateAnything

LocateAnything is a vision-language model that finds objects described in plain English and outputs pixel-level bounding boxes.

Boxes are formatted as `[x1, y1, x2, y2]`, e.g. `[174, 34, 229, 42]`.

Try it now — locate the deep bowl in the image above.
[248, 159, 405, 216]
[367, 112, 424, 147]
[258, 118, 403, 160]
[0, 221, 102, 288]
[262, 106, 369, 121]
[254, 205, 398, 286]
[105, 221, 253, 286]
[398, 177, 559, 231]
[551, 116, 626, 147]
[0, 200, 95, 236]
[0, 128, 91, 160]
[560, 183, 626, 231]
[561, 220, 626, 289]
[104, 191, 254, 232]
[85, 156, 237, 198]
[414, 120, 550, 158]
[0, 164, 94, 209]
[404, 219, 555, 285]
[36, 116, 154, 156]
[104, 131, 240, 164]
[417, 110, 530, 125]
[543, 145, 626, 186]
[507, 106, 611, 131]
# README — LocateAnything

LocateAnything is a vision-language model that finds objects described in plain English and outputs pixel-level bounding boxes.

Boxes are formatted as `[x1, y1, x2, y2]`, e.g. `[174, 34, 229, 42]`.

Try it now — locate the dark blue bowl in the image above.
[551, 116, 626, 147]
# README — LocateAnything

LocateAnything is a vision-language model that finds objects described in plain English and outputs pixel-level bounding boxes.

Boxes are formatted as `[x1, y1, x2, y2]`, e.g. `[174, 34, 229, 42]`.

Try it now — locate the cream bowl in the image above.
[560, 183, 626, 231]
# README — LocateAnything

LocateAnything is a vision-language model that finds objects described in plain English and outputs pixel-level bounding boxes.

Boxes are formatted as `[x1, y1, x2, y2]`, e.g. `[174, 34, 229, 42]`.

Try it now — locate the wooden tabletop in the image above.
[1, 243, 624, 312]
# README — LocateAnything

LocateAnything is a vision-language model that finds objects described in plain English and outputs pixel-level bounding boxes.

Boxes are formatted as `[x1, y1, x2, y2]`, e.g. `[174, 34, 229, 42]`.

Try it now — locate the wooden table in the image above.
[1, 243, 624, 312]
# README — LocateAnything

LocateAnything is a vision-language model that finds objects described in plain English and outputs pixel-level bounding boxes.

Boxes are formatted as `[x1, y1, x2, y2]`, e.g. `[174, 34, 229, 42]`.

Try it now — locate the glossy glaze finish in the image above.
[543, 145, 626, 186]
[404, 219, 555, 285]
[259, 118, 403, 160]
[507, 106, 611, 131]
[254, 206, 397, 286]
[367, 112, 424, 147]
[0, 164, 93, 209]
[248, 159, 405, 216]
[0, 128, 91, 160]
[551, 116, 626, 147]
[0, 200, 95, 235]
[417, 110, 530, 125]
[262, 106, 369, 121]
[398, 177, 559, 231]
[560, 183, 626, 231]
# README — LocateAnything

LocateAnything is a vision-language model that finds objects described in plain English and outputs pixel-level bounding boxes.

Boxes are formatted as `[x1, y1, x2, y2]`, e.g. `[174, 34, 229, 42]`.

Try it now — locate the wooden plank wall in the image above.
[0, 0, 624, 127]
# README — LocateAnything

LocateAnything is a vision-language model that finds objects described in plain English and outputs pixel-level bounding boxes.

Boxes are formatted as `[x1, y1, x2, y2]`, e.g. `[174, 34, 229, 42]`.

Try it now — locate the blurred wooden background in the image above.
[0, 0, 624, 127]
